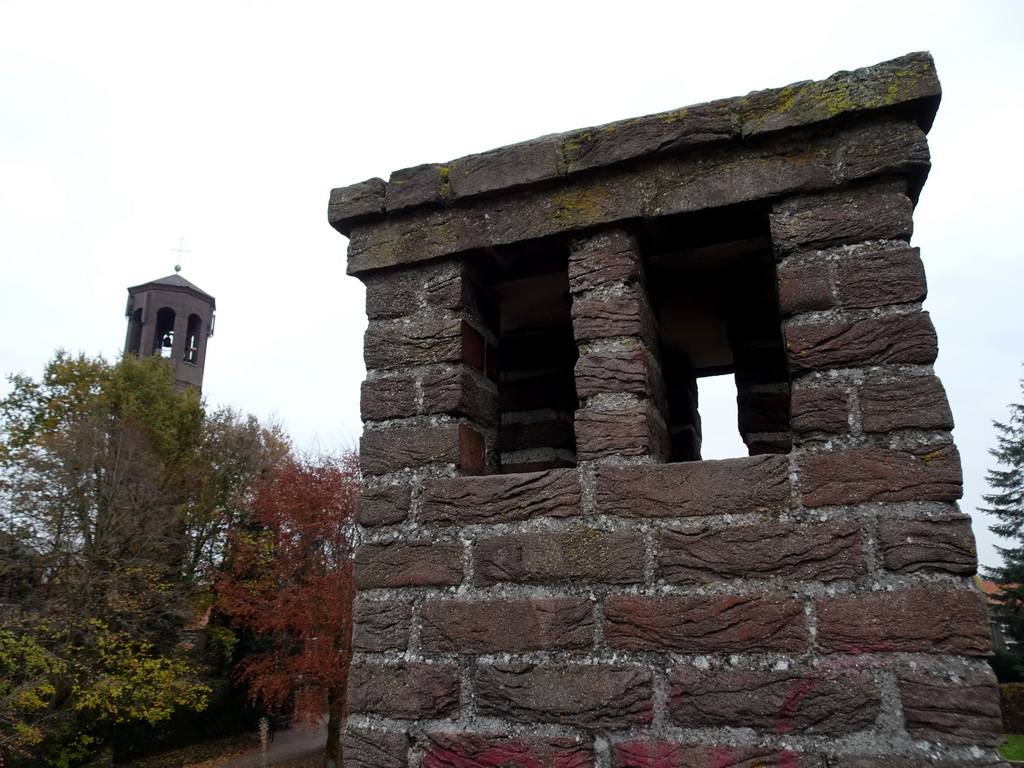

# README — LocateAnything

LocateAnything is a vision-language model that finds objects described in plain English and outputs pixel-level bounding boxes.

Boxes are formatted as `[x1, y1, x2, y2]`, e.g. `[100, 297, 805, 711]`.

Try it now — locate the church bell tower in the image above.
[124, 267, 216, 392]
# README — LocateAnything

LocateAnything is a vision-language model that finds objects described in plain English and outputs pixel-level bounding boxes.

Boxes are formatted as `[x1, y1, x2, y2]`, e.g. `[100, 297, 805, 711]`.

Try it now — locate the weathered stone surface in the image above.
[739, 52, 940, 137]
[575, 405, 666, 461]
[476, 663, 652, 728]
[567, 98, 739, 175]
[859, 375, 953, 432]
[571, 294, 647, 341]
[360, 424, 461, 475]
[837, 245, 927, 308]
[360, 375, 416, 421]
[421, 367, 496, 423]
[899, 667, 1002, 746]
[498, 418, 575, 453]
[597, 455, 790, 518]
[460, 318, 487, 372]
[327, 177, 385, 236]
[745, 433, 792, 457]
[346, 119, 929, 275]
[839, 119, 930, 186]
[333, 55, 939, 238]
[770, 183, 913, 254]
[361, 259, 474, 319]
[604, 595, 807, 653]
[386, 162, 450, 213]
[575, 349, 657, 399]
[352, 599, 411, 652]
[651, 134, 835, 221]
[817, 589, 991, 655]
[786, 312, 938, 375]
[425, 733, 594, 768]
[356, 483, 411, 526]
[353, 540, 462, 589]
[669, 667, 880, 735]
[448, 137, 563, 199]
[423, 260, 474, 310]
[878, 515, 977, 574]
[343, 727, 407, 768]
[800, 444, 962, 507]
[420, 598, 593, 653]
[791, 386, 849, 438]
[660, 521, 863, 583]
[363, 316, 461, 371]
[736, 390, 791, 433]
[421, 469, 580, 525]
[348, 662, 459, 720]
[569, 230, 641, 291]
[474, 530, 644, 587]
[777, 259, 832, 316]
[459, 423, 486, 474]
[363, 270, 419, 320]
[613, 742, 825, 768]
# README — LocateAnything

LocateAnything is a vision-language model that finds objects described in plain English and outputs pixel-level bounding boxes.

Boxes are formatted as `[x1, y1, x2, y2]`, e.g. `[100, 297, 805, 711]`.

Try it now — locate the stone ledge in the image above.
[329, 53, 939, 235]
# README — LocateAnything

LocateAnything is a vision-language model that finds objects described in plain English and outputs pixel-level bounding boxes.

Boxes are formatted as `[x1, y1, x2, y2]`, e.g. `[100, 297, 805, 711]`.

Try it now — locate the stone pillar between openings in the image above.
[358, 257, 498, 515]
[728, 252, 792, 455]
[569, 230, 669, 463]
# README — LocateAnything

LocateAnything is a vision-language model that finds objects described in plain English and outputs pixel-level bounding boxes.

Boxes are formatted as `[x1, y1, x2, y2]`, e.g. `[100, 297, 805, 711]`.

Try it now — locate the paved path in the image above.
[211, 721, 326, 767]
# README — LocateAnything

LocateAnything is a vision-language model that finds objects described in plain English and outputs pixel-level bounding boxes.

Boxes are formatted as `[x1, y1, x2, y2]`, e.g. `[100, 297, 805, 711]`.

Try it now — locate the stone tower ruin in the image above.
[329, 53, 1003, 767]
[124, 271, 216, 392]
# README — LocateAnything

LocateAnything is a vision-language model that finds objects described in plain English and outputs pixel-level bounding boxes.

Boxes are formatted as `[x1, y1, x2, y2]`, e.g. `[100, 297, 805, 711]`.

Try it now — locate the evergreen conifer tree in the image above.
[984, 379, 1024, 647]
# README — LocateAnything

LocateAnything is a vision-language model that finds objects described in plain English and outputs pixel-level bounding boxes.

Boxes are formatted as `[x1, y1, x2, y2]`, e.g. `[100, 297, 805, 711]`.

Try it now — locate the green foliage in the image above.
[177, 408, 290, 588]
[1, 618, 210, 767]
[991, 650, 1024, 683]
[0, 629, 62, 759]
[1002, 684, 1024, 741]
[0, 350, 287, 765]
[984, 378, 1024, 646]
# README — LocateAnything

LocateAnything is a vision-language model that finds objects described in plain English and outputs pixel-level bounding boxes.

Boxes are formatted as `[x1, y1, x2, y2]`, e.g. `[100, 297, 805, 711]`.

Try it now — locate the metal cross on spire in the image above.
[171, 238, 190, 273]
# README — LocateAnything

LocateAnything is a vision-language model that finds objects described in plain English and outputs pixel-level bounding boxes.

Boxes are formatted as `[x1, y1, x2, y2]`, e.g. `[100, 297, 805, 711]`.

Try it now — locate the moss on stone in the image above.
[552, 187, 613, 227]
[437, 166, 451, 198]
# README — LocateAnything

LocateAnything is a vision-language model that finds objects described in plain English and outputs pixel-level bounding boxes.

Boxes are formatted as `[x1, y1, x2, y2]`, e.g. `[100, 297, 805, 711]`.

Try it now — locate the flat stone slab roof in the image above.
[329, 52, 939, 238]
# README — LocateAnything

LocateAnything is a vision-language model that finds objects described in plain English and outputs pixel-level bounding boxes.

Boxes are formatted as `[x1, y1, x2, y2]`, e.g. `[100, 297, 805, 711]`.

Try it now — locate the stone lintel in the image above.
[329, 52, 939, 247]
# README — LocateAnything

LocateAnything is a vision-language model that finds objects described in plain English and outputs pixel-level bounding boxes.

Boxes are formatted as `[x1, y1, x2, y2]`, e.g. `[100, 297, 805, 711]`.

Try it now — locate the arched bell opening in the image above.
[154, 308, 176, 359]
[184, 314, 202, 365]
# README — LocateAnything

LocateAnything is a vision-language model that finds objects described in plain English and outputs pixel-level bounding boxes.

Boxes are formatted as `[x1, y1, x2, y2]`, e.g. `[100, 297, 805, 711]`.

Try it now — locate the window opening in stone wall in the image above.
[697, 373, 748, 459]
[154, 307, 175, 358]
[126, 308, 143, 355]
[184, 314, 202, 365]
[485, 246, 578, 474]
[641, 202, 791, 461]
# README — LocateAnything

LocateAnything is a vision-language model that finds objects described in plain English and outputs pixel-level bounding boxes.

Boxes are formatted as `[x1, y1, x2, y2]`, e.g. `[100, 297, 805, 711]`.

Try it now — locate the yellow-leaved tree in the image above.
[0, 351, 287, 765]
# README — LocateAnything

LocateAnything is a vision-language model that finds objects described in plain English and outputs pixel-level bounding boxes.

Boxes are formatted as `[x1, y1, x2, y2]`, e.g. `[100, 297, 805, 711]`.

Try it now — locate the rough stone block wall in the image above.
[330, 53, 1004, 767]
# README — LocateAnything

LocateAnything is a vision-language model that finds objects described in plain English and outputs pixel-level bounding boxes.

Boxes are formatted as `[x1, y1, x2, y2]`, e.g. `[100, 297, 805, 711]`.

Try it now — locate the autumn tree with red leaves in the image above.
[216, 451, 359, 768]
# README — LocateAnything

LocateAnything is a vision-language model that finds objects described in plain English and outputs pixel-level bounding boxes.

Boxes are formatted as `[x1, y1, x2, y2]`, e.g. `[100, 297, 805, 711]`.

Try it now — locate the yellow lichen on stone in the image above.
[561, 132, 597, 173]
[564, 526, 607, 571]
[660, 107, 690, 124]
[552, 187, 613, 227]
[921, 449, 948, 466]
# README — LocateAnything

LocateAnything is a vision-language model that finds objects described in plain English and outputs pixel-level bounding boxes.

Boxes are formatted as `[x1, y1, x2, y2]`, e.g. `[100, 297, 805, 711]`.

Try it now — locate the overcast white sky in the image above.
[2, 0, 1022, 569]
